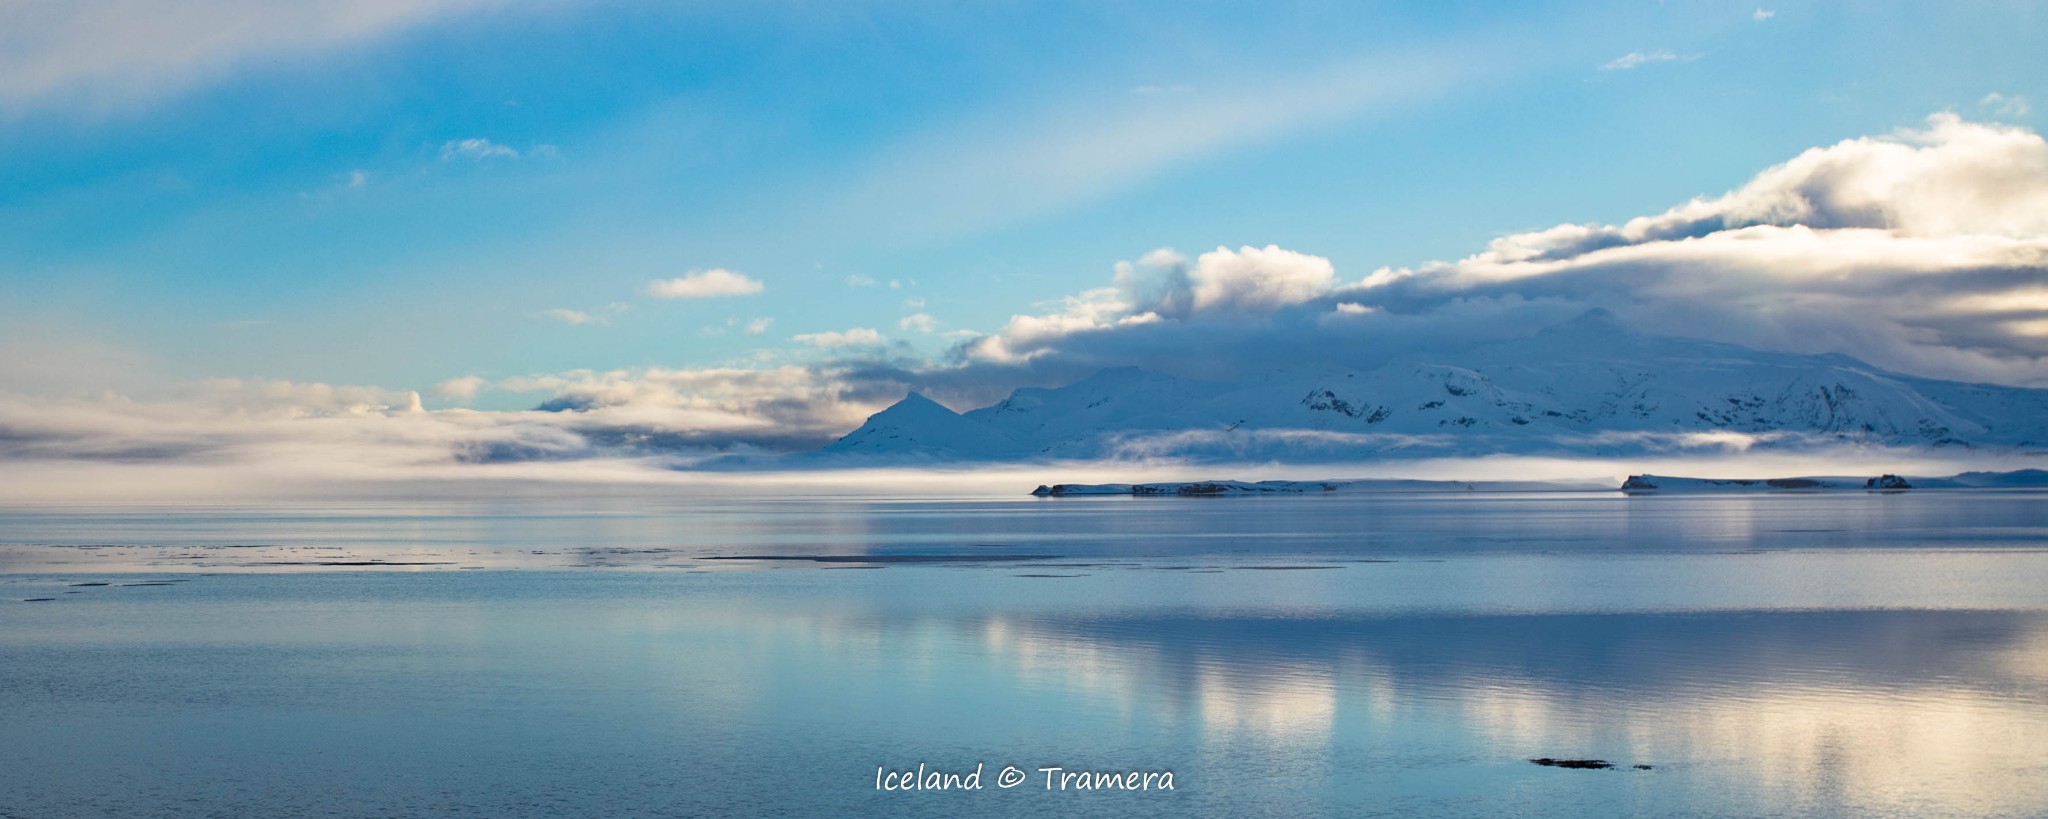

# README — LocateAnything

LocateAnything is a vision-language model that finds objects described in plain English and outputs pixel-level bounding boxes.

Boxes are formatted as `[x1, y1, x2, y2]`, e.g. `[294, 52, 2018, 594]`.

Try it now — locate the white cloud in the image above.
[793, 328, 884, 349]
[346, 169, 369, 190]
[440, 138, 519, 161]
[1186, 245, 1335, 313]
[706, 316, 775, 336]
[646, 268, 764, 300]
[535, 308, 600, 325]
[962, 115, 2048, 386]
[1602, 50, 1680, 71]
[1982, 92, 2032, 118]
[845, 274, 877, 287]
[899, 313, 939, 333]
[1753, 8, 1776, 22]
[432, 375, 490, 403]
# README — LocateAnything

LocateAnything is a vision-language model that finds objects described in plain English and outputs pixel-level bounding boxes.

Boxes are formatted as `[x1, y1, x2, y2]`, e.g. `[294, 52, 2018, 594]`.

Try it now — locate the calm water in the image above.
[4, 491, 2047, 817]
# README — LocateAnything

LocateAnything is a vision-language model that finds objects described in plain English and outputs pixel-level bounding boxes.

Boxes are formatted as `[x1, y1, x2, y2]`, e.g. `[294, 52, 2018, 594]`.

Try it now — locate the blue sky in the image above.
[1, 0, 2043, 416]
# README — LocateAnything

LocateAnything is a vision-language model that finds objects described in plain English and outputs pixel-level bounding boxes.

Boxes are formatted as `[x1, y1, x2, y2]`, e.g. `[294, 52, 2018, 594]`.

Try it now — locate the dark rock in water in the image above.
[69, 582, 109, 587]
[22, 598, 55, 602]
[1633, 764, 1654, 770]
[1529, 758, 1613, 770]
[1865, 474, 1912, 490]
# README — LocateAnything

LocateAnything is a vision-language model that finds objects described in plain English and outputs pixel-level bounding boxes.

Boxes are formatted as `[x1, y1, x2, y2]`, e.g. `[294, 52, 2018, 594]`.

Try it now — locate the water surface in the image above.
[3, 491, 2045, 816]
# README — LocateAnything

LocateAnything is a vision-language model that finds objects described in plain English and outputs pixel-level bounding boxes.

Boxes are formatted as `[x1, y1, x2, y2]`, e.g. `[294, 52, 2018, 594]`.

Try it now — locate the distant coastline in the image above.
[1029, 469, 2048, 497]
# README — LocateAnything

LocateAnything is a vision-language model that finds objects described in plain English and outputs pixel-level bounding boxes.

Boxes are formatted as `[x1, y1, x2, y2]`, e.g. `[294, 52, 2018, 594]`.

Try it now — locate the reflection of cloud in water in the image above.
[980, 614, 1340, 744]
[1195, 660, 1336, 743]
[967, 609, 2048, 814]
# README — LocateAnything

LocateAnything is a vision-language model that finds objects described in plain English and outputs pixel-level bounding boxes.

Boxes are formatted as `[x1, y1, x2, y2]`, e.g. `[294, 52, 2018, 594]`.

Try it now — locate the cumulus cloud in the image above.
[793, 328, 884, 349]
[954, 113, 2048, 387]
[899, 313, 939, 333]
[964, 244, 1338, 366]
[646, 268, 764, 299]
[1602, 50, 1680, 71]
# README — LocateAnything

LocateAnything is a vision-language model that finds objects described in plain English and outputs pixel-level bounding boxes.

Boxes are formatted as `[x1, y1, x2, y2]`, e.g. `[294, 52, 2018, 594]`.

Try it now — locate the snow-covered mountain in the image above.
[823, 310, 2048, 462]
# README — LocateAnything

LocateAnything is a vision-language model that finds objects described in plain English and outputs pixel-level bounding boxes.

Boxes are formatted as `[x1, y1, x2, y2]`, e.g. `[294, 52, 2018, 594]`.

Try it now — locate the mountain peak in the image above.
[897, 390, 946, 410]
[823, 390, 1021, 457]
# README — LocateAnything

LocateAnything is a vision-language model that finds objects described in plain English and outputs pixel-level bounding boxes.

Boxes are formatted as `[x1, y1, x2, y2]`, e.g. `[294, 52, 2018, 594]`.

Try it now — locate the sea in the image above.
[3, 489, 2046, 817]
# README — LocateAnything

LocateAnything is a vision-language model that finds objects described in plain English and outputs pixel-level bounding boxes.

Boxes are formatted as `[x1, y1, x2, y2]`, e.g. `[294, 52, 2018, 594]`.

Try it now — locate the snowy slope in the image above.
[823, 392, 1026, 458]
[823, 311, 2048, 462]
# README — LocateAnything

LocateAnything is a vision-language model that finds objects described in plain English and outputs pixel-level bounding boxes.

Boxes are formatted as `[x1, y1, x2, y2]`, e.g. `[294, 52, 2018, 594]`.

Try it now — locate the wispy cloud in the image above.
[0, 0, 510, 114]
[701, 316, 775, 336]
[821, 37, 1522, 243]
[845, 274, 877, 288]
[793, 328, 883, 349]
[646, 269, 764, 300]
[535, 308, 601, 326]
[1983, 92, 2032, 117]
[898, 313, 938, 333]
[439, 138, 520, 161]
[1602, 50, 1681, 71]
[1753, 8, 1776, 22]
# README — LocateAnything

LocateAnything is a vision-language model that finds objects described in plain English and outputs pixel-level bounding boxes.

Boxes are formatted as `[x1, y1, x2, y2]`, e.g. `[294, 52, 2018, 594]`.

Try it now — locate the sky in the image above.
[1, 0, 2046, 491]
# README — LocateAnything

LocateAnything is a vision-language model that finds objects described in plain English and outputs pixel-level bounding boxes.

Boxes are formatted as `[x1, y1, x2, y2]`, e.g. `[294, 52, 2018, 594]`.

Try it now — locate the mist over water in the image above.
[4, 492, 2047, 816]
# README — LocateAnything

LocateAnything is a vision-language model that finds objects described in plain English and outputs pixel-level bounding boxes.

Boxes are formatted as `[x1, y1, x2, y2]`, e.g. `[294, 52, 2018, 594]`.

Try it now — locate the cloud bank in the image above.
[953, 114, 2048, 390]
